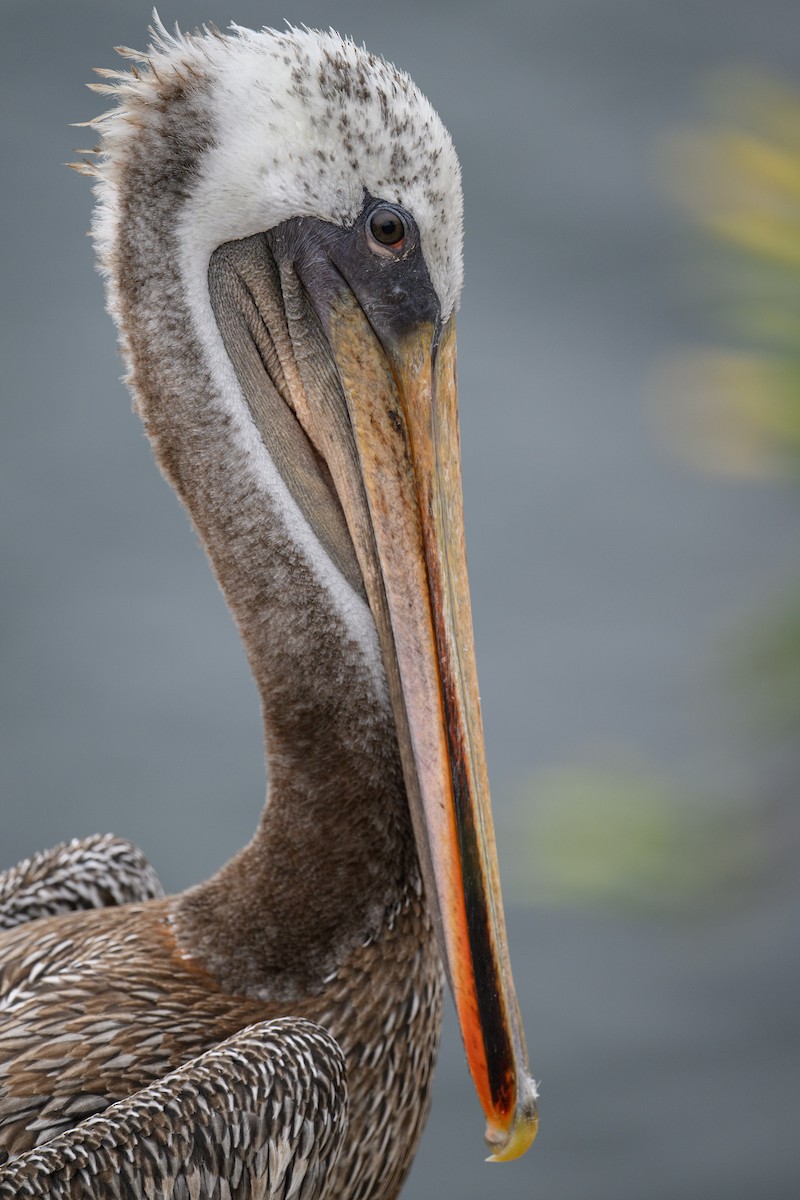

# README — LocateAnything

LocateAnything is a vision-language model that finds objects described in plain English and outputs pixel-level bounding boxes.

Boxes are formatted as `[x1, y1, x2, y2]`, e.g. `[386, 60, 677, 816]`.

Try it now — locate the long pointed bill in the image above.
[325, 293, 538, 1162]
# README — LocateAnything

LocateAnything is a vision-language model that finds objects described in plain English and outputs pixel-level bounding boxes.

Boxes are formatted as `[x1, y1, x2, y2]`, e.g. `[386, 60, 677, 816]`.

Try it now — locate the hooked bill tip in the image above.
[484, 1074, 539, 1163]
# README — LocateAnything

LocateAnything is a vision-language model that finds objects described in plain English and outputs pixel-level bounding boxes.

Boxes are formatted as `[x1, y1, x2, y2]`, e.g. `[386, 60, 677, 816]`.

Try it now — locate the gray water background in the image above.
[2, 2, 799, 1196]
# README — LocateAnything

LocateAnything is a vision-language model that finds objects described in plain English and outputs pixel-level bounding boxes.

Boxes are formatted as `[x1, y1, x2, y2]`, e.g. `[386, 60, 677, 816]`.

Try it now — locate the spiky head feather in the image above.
[84, 17, 463, 320]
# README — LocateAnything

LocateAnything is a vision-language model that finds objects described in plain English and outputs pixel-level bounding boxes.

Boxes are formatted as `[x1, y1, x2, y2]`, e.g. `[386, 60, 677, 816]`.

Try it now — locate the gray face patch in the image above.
[208, 233, 365, 599]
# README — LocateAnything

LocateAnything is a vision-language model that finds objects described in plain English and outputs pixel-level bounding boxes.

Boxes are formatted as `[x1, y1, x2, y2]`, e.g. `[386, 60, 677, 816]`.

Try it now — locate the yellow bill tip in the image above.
[484, 1076, 539, 1163]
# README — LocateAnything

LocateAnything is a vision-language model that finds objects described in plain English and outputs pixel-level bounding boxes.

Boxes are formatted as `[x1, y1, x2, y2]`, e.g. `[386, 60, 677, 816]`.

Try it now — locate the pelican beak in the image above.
[324, 293, 538, 1162]
[208, 228, 537, 1160]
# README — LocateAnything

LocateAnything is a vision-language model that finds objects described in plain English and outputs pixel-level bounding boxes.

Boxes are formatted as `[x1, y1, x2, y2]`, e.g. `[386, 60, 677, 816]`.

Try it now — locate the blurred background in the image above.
[1, 1, 799, 1196]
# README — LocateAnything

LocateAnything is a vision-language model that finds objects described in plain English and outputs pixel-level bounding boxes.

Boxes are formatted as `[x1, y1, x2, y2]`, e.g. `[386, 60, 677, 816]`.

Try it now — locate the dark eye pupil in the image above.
[370, 209, 405, 246]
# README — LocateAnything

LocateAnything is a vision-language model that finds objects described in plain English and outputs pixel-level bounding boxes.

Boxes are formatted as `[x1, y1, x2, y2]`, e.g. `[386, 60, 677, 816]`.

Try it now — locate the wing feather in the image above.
[0, 838, 164, 930]
[0, 1018, 347, 1200]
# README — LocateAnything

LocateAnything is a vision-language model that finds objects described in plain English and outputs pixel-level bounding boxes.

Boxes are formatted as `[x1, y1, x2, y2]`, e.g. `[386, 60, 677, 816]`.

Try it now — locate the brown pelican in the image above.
[0, 20, 537, 1197]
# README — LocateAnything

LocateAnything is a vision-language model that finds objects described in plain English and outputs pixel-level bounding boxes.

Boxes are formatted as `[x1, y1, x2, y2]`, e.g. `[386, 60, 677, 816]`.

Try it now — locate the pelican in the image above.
[0, 20, 537, 1198]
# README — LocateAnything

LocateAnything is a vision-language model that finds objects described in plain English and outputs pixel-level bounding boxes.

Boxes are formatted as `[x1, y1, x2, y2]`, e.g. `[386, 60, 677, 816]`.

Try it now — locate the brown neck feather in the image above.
[105, 92, 417, 1000]
[175, 534, 418, 1000]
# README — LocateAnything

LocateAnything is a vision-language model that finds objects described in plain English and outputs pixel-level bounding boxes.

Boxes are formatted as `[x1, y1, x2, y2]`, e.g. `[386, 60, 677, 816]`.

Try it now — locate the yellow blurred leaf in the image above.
[499, 760, 769, 916]
[648, 350, 798, 478]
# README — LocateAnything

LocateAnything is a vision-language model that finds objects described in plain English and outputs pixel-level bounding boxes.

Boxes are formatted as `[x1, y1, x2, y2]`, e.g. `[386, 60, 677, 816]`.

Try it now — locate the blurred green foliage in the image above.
[499, 762, 769, 916]
[656, 70, 800, 479]
[668, 70, 800, 738]
[508, 70, 800, 917]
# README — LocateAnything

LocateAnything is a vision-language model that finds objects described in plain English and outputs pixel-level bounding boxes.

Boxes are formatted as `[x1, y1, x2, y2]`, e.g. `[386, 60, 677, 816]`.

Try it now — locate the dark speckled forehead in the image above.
[208, 27, 464, 317]
[90, 23, 464, 320]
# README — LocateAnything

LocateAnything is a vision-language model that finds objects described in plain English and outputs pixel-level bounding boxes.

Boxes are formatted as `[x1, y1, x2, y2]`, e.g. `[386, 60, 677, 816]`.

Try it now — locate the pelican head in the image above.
[83, 19, 537, 1163]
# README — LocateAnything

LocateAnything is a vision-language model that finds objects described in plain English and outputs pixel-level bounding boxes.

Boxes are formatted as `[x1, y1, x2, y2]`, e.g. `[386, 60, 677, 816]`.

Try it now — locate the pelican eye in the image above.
[368, 208, 406, 253]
